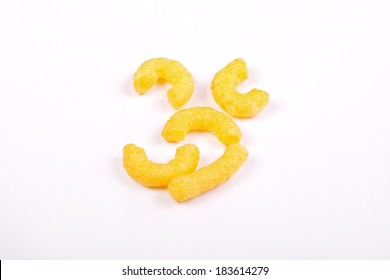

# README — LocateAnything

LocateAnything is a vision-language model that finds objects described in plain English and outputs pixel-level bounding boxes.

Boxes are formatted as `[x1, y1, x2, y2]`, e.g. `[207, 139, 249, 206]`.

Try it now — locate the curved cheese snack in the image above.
[133, 58, 194, 109]
[168, 144, 248, 201]
[161, 107, 242, 146]
[123, 143, 199, 188]
[211, 58, 269, 118]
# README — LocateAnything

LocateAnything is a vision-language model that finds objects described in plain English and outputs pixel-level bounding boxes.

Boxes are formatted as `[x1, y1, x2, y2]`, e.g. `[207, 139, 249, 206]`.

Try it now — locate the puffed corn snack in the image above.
[123, 144, 199, 188]
[161, 107, 242, 146]
[211, 58, 269, 118]
[123, 58, 269, 201]
[168, 144, 248, 202]
[133, 58, 194, 109]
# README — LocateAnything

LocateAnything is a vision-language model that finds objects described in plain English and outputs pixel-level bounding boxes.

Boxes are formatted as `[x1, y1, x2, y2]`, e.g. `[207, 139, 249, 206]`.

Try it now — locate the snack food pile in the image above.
[123, 58, 269, 202]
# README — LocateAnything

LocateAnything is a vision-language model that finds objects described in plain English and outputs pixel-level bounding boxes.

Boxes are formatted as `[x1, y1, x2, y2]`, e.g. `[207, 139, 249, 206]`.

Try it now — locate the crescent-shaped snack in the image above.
[133, 58, 194, 109]
[123, 143, 200, 188]
[161, 107, 242, 146]
[211, 58, 269, 118]
[168, 144, 248, 201]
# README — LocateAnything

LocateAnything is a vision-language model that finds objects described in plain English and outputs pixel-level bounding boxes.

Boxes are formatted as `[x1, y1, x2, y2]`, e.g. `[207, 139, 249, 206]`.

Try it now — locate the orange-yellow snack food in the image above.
[123, 143, 199, 188]
[161, 107, 242, 146]
[211, 58, 269, 118]
[133, 58, 194, 109]
[168, 144, 248, 201]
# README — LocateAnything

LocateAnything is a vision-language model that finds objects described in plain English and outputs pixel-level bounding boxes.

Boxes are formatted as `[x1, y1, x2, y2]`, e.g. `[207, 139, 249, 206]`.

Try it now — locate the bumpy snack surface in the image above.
[133, 58, 194, 109]
[123, 144, 199, 188]
[168, 144, 248, 201]
[211, 58, 269, 118]
[161, 107, 242, 146]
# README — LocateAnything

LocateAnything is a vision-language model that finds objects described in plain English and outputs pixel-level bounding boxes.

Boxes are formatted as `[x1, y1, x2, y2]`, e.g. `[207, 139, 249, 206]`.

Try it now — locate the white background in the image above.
[0, 0, 389, 259]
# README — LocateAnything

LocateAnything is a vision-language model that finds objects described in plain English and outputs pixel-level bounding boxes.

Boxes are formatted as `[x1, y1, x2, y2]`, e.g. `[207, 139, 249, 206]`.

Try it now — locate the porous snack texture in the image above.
[123, 58, 269, 201]
[123, 144, 199, 188]
[211, 58, 269, 118]
[133, 58, 194, 109]
[161, 106, 242, 146]
[168, 144, 248, 202]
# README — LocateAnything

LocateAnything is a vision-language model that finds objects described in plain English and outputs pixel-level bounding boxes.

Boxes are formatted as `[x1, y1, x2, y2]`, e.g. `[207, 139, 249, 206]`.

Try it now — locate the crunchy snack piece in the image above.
[123, 143, 199, 188]
[168, 144, 248, 201]
[161, 107, 242, 146]
[133, 58, 194, 109]
[211, 58, 269, 118]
